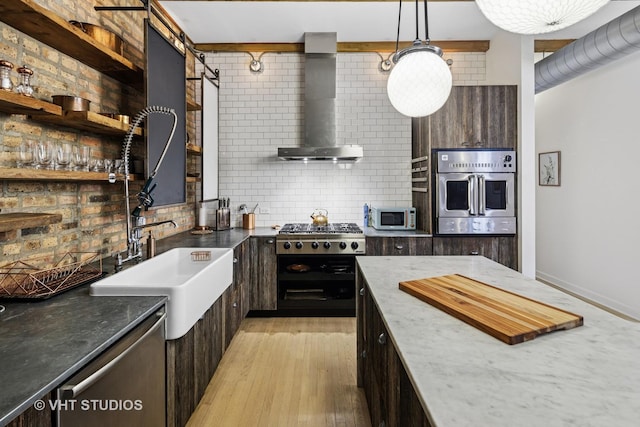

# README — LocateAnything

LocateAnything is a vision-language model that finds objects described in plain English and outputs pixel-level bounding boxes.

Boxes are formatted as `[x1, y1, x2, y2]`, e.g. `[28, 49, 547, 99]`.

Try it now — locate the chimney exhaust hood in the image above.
[278, 32, 363, 162]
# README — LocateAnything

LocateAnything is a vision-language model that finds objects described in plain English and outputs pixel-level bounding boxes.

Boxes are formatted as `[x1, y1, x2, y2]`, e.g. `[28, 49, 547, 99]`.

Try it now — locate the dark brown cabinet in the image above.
[366, 236, 433, 256]
[250, 236, 278, 311]
[166, 297, 223, 427]
[432, 236, 517, 270]
[357, 282, 431, 427]
[223, 239, 250, 350]
[419, 85, 517, 150]
[412, 85, 518, 259]
[6, 392, 53, 427]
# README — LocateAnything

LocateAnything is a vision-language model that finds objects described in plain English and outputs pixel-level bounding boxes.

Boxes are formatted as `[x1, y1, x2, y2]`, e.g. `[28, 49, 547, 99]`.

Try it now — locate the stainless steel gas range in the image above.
[276, 223, 365, 316]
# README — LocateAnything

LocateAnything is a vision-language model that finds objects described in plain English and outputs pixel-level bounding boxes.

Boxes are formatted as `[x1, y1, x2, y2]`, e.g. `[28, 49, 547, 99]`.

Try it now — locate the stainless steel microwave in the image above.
[370, 207, 416, 230]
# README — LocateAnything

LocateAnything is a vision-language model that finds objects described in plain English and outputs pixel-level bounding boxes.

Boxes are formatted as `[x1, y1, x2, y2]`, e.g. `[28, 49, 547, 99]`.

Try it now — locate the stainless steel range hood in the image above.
[278, 32, 363, 162]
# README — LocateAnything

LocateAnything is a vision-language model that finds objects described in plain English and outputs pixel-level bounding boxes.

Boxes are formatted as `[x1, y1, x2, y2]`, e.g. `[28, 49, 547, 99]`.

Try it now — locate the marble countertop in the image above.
[356, 255, 640, 427]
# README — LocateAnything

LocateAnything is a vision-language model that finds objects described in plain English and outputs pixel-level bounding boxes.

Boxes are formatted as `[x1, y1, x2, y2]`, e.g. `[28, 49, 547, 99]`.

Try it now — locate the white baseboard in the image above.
[536, 270, 640, 321]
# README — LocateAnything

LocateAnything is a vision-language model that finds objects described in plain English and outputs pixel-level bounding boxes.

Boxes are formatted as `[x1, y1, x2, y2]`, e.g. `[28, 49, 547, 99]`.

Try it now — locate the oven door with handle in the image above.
[437, 172, 514, 218]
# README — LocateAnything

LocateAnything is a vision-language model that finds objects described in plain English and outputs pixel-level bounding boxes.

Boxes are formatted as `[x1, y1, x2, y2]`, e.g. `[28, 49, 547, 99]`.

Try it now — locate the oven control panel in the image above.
[276, 238, 366, 255]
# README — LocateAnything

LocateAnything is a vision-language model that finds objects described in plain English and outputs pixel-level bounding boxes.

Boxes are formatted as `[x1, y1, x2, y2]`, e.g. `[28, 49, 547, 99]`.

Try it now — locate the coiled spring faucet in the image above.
[114, 106, 178, 270]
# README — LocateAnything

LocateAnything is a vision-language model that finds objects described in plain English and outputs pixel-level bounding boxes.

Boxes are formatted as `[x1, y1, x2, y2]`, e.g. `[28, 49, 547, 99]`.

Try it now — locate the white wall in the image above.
[199, 51, 486, 227]
[484, 31, 537, 277]
[535, 51, 640, 319]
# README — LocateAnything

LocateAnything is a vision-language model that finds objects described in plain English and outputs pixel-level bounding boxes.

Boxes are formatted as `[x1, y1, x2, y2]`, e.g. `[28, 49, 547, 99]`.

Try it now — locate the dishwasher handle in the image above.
[60, 312, 166, 400]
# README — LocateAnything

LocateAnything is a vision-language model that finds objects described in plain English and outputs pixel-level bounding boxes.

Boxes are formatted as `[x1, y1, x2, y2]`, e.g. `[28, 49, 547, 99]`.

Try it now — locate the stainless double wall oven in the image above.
[433, 149, 516, 235]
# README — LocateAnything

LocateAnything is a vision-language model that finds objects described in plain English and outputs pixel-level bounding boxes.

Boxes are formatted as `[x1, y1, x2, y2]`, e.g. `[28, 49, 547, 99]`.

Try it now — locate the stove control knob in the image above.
[283, 241, 291, 250]
[295, 241, 303, 249]
[323, 241, 331, 249]
[351, 241, 360, 250]
[311, 241, 319, 249]
[339, 242, 347, 250]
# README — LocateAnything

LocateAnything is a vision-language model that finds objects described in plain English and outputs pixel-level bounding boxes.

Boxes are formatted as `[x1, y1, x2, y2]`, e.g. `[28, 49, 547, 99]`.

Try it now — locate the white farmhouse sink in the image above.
[91, 247, 233, 340]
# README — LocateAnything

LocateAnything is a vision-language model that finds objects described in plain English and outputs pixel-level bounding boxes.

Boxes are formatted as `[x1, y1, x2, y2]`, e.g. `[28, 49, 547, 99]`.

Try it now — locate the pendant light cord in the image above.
[424, 0, 430, 43]
[414, 0, 419, 41]
[395, 0, 402, 54]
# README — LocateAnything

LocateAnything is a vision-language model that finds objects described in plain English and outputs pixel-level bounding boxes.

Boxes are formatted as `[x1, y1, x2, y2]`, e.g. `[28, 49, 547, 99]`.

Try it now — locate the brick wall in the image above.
[0, 0, 196, 266]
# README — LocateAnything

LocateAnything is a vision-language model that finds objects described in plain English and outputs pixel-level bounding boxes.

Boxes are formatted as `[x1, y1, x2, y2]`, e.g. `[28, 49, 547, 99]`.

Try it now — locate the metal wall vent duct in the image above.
[278, 32, 363, 162]
[535, 5, 640, 94]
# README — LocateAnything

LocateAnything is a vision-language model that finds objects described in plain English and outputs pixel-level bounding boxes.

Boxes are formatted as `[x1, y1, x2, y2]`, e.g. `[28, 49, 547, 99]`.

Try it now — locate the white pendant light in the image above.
[475, 0, 610, 35]
[386, 0, 452, 118]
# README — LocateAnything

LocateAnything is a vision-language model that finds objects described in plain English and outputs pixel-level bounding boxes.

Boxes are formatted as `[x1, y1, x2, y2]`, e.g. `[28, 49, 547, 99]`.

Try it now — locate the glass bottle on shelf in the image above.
[0, 60, 14, 91]
[15, 65, 34, 97]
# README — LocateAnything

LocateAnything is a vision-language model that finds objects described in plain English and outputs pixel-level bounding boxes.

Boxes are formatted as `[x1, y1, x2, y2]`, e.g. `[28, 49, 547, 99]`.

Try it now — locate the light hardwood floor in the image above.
[186, 317, 371, 427]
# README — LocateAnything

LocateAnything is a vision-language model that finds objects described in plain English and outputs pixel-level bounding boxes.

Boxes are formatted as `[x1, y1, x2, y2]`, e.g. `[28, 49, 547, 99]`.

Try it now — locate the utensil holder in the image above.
[242, 213, 255, 230]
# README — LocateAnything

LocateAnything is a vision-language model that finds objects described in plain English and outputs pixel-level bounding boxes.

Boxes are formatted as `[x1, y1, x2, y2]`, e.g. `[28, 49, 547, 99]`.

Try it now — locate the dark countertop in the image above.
[0, 226, 274, 426]
[0, 288, 166, 426]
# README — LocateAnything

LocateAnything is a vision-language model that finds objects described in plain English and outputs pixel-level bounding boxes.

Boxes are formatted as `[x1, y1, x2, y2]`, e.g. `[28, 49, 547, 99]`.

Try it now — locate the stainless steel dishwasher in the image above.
[56, 309, 166, 427]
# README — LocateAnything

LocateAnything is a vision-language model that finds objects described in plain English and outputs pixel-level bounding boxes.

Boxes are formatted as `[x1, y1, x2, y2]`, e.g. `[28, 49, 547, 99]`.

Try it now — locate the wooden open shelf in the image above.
[0, 212, 62, 233]
[187, 100, 201, 112]
[186, 176, 201, 183]
[0, 167, 140, 182]
[33, 111, 143, 136]
[0, 90, 62, 116]
[186, 143, 202, 155]
[0, 91, 140, 136]
[0, 0, 143, 89]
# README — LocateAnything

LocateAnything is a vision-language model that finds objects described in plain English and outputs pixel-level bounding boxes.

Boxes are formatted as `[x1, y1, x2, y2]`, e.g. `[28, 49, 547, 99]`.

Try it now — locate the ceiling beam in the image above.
[195, 39, 576, 55]
[534, 39, 575, 53]
[188, 0, 473, 2]
[194, 40, 490, 53]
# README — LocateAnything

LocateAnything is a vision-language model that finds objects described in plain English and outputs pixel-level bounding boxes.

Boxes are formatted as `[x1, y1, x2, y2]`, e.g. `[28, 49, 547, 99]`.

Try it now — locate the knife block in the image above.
[215, 208, 231, 231]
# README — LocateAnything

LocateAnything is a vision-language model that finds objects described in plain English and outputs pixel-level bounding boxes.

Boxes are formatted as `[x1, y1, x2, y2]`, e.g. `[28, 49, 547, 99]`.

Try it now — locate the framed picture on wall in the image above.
[539, 151, 561, 186]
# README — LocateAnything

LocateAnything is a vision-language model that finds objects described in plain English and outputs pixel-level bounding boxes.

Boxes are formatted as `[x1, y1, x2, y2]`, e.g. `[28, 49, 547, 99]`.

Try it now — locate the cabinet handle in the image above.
[232, 302, 238, 308]
[266, 239, 274, 244]
[470, 250, 479, 255]
[361, 350, 367, 359]
[359, 287, 365, 296]
[233, 257, 238, 263]
[378, 333, 386, 345]
[394, 244, 404, 250]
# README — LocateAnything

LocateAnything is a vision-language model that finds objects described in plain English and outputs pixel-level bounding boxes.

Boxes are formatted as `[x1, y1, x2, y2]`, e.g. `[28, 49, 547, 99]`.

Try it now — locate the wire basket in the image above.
[0, 252, 103, 300]
[190, 251, 211, 262]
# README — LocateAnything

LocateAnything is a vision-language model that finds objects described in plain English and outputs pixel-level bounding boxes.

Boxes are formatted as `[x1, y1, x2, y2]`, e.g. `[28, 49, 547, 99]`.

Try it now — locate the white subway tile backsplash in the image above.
[197, 51, 485, 227]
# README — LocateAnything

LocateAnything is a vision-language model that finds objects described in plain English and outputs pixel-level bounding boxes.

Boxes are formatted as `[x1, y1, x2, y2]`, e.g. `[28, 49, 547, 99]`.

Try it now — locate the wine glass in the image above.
[36, 141, 53, 169]
[103, 158, 114, 174]
[55, 142, 72, 170]
[90, 158, 104, 172]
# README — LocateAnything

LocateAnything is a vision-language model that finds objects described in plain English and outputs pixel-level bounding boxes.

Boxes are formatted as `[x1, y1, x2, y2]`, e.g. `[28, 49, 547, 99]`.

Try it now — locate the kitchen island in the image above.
[356, 255, 640, 427]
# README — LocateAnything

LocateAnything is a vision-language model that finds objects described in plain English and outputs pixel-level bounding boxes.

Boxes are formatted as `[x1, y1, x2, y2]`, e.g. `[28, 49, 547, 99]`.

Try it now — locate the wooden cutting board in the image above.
[399, 274, 583, 345]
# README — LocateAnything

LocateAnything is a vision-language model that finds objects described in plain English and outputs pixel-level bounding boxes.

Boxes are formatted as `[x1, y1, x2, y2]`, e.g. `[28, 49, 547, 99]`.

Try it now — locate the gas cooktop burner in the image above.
[279, 223, 363, 234]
